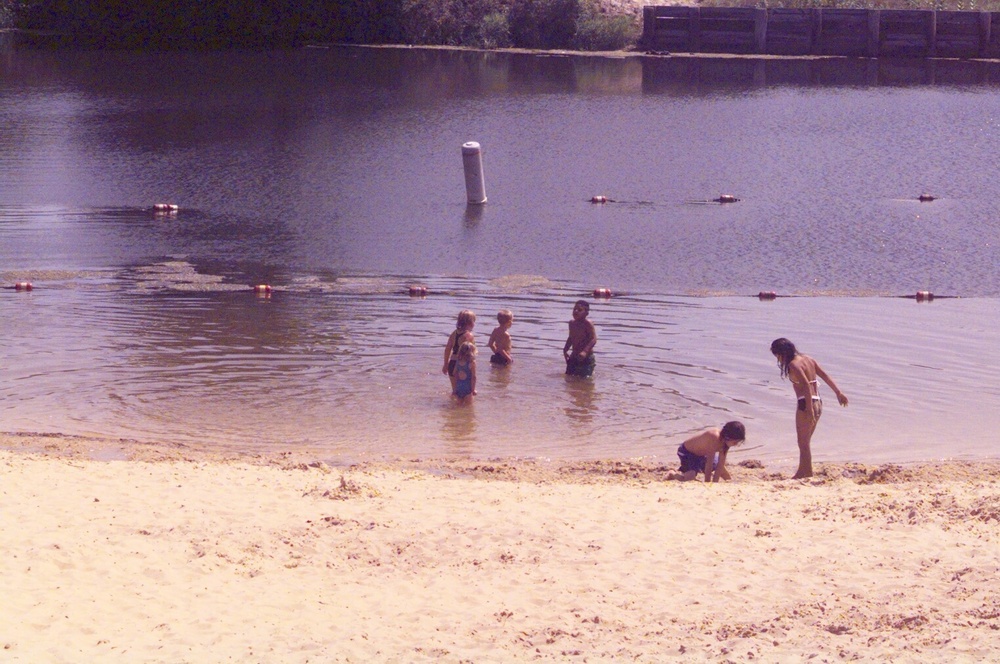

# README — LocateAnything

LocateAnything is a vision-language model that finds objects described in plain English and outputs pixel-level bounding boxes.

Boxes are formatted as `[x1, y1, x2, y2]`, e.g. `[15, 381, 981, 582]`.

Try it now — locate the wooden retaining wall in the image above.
[642, 7, 1000, 59]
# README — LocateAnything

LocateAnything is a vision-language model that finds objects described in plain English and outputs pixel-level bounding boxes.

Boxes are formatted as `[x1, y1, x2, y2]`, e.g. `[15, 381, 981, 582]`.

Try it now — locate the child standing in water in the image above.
[564, 300, 597, 377]
[452, 341, 477, 400]
[770, 337, 848, 479]
[488, 309, 514, 366]
[666, 421, 746, 482]
[442, 310, 476, 391]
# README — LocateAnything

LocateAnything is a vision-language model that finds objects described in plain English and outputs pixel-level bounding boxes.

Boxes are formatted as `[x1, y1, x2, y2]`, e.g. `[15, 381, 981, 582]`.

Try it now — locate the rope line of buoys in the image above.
[902, 292, 955, 300]
[591, 193, 936, 205]
[682, 194, 742, 205]
[753, 291, 956, 301]
[903, 291, 956, 300]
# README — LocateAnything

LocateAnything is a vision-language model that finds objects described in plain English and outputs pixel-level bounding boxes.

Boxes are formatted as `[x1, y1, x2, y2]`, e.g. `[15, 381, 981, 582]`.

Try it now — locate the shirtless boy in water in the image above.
[666, 421, 746, 483]
[563, 300, 597, 377]
[488, 309, 514, 366]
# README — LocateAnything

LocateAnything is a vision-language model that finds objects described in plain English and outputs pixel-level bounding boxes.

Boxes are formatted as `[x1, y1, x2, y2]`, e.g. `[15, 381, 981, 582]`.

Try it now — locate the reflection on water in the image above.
[563, 374, 597, 428]
[441, 400, 477, 454]
[486, 361, 513, 391]
[463, 203, 485, 227]
[640, 56, 1000, 92]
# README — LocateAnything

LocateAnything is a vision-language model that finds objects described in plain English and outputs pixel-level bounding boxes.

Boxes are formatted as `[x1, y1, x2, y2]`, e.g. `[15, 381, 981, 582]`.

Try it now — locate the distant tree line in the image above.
[6, 0, 640, 50]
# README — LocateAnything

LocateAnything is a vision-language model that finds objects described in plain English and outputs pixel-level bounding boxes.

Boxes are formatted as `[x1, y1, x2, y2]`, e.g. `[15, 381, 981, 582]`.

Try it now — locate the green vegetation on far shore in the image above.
[5, 0, 1000, 50]
[1, 0, 639, 50]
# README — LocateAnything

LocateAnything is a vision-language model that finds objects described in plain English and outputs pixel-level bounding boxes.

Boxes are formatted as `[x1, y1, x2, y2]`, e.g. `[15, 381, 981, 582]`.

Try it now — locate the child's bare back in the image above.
[488, 309, 513, 366]
[667, 421, 746, 483]
[681, 429, 727, 458]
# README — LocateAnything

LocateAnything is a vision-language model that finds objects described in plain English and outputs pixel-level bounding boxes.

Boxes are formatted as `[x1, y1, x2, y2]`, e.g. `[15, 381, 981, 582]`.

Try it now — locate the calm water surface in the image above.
[1, 46, 998, 467]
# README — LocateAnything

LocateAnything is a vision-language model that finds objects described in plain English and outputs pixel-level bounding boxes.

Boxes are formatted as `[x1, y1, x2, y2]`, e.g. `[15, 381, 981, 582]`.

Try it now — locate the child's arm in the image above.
[712, 448, 730, 482]
[470, 359, 477, 395]
[488, 329, 500, 354]
[703, 452, 715, 483]
[443, 331, 457, 374]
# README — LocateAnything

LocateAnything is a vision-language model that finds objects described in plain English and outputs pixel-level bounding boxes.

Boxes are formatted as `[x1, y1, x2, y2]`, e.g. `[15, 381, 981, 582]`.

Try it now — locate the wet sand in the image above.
[2, 432, 999, 662]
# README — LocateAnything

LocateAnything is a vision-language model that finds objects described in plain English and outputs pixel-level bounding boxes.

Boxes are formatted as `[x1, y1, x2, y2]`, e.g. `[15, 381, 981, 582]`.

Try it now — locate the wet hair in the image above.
[573, 300, 590, 314]
[497, 309, 513, 325]
[721, 421, 746, 446]
[770, 337, 798, 379]
[456, 310, 476, 331]
[457, 341, 477, 360]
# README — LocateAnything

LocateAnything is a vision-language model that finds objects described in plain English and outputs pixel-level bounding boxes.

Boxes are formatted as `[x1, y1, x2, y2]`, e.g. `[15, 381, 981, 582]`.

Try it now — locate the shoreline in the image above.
[320, 41, 1000, 66]
[3, 432, 999, 661]
[4, 430, 997, 475]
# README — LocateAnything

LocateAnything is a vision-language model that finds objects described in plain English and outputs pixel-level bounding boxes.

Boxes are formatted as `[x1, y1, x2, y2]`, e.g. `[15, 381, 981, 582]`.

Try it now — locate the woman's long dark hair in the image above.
[770, 338, 798, 379]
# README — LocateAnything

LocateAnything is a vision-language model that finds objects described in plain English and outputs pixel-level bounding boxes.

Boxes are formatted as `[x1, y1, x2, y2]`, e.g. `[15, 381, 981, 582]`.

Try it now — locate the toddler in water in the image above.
[488, 309, 514, 366]
[666, 421, 746, 482]
[442, 310, 476, 391]
[452, 341, 478, 400]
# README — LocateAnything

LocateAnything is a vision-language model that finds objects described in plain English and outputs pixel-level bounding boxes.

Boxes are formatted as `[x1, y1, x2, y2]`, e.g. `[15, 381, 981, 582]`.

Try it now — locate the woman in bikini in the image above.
[770, 338, 848, 479]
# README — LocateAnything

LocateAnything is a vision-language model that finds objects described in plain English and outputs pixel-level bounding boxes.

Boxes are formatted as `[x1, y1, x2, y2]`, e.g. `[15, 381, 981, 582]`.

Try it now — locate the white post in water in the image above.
[462, 141, 487, 204]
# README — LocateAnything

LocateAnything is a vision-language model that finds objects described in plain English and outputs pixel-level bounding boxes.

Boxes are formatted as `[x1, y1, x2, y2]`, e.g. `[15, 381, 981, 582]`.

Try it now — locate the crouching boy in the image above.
[667, 421, 745, 483]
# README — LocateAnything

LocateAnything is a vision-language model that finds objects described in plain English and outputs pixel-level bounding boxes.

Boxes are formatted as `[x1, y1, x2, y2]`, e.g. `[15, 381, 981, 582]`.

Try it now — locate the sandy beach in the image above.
[2, 432, 999, 662]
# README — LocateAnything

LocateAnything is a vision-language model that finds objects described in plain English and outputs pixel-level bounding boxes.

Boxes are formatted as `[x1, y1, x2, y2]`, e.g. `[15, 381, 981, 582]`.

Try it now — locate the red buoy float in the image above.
[590, 195, 608, 204]
[758, 291, 776, 300]
[408, 285, 428, 297]
[15, 282, 33, 291]
[153, 203, 179, 213]
[916, 290, 934, 302]
[253, 284, 273, 294]
[593, 288, 612, 298]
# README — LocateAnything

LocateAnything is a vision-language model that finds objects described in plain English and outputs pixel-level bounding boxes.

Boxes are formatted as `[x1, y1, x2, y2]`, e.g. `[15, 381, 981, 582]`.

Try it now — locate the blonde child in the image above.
[442, 310, 476, 391]
[452, 341, 477, 399]
[488, 309, 514, 366]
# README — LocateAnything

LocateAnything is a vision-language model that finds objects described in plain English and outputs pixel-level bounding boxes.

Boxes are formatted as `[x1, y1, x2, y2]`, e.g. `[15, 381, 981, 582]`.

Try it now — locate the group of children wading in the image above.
[441, 302, 847, 482]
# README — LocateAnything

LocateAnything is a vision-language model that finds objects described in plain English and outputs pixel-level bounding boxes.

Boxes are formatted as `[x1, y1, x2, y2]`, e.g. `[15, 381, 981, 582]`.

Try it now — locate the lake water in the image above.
[1, 45, 998, 468]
